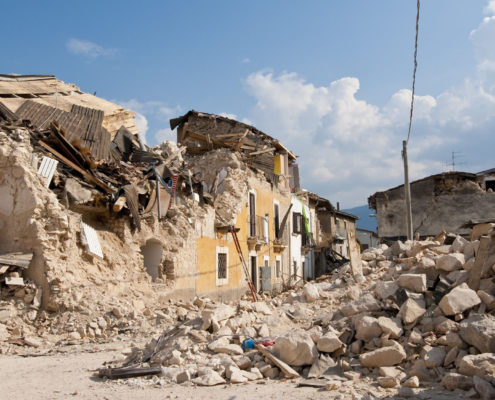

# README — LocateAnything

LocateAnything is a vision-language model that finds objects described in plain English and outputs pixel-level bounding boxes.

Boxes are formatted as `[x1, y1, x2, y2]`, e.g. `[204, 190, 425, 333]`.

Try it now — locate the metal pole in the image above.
[402, 140, 413, 240]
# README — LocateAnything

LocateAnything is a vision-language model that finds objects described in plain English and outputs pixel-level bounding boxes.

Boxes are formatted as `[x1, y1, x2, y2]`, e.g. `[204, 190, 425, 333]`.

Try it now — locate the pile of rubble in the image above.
[99, 226, 495, 399]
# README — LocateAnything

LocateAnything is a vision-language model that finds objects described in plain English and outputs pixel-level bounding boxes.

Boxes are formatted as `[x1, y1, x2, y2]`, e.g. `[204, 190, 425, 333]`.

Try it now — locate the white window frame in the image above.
[216, 246, 229, 286]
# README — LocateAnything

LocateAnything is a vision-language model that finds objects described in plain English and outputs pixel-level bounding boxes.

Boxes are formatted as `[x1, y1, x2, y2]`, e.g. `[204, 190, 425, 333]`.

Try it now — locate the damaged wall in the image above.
[371, 173, 495, 238]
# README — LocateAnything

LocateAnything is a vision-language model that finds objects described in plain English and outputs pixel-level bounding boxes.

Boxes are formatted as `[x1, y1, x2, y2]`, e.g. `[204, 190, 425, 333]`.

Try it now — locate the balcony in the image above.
[247, 215, 268, 250]
[273, 222, 289, 252]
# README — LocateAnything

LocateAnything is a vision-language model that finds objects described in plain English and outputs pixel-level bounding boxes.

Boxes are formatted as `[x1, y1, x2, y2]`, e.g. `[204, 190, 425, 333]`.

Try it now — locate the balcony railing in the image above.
[302, 232, 316, 248]
[247, 215, 267, 242]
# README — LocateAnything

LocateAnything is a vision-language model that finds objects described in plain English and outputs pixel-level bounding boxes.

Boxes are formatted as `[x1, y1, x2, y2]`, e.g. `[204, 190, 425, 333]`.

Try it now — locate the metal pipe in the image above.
[402, 140, 413, 240]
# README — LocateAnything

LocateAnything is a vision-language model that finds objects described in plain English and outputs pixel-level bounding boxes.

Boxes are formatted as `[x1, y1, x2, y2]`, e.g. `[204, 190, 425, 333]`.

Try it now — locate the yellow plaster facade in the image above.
[195, 177, 291, 300]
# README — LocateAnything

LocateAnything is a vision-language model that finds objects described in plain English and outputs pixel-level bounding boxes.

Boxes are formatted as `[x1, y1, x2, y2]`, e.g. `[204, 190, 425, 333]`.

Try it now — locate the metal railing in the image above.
[247, 215, 267, 242]
[302, 232, 316, 248]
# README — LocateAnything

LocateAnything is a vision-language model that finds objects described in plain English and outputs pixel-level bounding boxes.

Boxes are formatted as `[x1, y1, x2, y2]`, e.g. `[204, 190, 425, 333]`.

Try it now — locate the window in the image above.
[337, 219, 341, 228]
[292, 260, 297, 276]
[216, 246, 228, 286]
[274, 203, 280, 238]
[276, 258, 281, 278]
[249, 192, 256, 237]
[344, 221, 347, 229]
[293, 212, 302, 234]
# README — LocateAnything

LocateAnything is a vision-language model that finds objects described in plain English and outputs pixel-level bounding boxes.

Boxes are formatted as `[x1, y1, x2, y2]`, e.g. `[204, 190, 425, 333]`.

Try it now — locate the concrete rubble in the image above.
[84, 226, 495, 399]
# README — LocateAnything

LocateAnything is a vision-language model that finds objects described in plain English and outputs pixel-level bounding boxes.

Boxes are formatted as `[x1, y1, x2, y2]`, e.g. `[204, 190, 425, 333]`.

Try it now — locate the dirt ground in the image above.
[0, 345, 458, 400]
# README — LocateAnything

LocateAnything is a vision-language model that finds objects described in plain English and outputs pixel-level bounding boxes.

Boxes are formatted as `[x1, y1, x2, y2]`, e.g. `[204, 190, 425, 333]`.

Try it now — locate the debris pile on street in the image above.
[97, 226, 495, 399]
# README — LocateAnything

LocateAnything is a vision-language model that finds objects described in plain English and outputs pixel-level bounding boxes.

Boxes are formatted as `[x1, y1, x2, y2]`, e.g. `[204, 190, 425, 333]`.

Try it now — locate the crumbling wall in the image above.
[376, 176, 495, 238]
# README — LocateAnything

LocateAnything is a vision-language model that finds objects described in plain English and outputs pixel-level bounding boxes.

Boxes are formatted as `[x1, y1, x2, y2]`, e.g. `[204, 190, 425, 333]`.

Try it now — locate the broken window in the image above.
[293, 212, 302, 234]
[274, 203, 280, 238]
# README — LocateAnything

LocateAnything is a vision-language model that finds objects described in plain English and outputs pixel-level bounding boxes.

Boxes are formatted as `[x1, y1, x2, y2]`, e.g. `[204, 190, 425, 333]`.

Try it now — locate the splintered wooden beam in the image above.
[38, 141, 114, 194]
[248, 147, 276, 156]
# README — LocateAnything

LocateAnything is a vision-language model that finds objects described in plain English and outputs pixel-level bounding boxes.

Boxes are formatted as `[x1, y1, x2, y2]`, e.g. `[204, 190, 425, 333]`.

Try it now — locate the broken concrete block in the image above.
[378, 376, 399, 388]
[340, 293, 381, 317]
[444, 346, 458, 366]
[391, 240, 406, 256]
[176, 370, 190, 384]
[439, 283, 481, 316]
[478, 290, 495, 311]
[397, 274, 427, 293]
[235, 356, 252, 370]
[424, 347, 446, 368]
[399, 298, 425, 325]
[359, 342, 406, 367]
[450, 236, 468, 253]
[473, 375, 495, 399]
[441, 373, 474, 391]
[403, 376, 420, 388]
[436, 332, 465, 349]
[202, 304, 236, 323]
[230, 369, 248, 383]
[325, 380, 342, 391]
[436, 253, 466, 271]
[263, 367, 279, 379]
[213, 344, 244, 355]
[253, 302, 272, 315]
[459, 353, 495, 379]
[68, 331, 81, 341]
[377, 316, 403, 339]
[23, 337, 41, 347]
[460, 318, 495, 354]
[273, 329, 318, 366]
[355, 316, 382, 342]
[303, 283, 320, 302]
[463, 258, 476, 271]
[317, 329, 343, 353]
[374, 281, 399, 300]
[464, 240, 480, 260]
[435, 316, 459, 335]
[192, 367, 226, 386]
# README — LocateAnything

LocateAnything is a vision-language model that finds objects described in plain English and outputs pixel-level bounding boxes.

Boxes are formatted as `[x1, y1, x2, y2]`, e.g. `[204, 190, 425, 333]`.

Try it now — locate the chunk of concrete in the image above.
[397, 274, 427, 293]
[316, 329, 343, 353]
[355, 316, 382, 342]
[273, 329, 318, 366]
[192, 367, 226, 386]
[378, 317, 403, 339]
[176, 370, 191, 384]
[473, 375, 495, 399]
[459, 354, 495, 379]
[340, 293, 381, 317]
[441, 373, 474, 391]
[374, 281, 399, 300]
[439, 283, 481, 316]
[303, 283, 320, 302]
[436, 253, 466, 272]
[359, 342, 406, 367]
[399, 298, 426, 325]
[424, 347, 447, 368]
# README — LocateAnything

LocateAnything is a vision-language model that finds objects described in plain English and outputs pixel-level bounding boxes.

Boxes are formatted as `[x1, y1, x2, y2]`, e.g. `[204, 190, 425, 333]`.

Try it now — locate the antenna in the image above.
[444, 151, 467, 172]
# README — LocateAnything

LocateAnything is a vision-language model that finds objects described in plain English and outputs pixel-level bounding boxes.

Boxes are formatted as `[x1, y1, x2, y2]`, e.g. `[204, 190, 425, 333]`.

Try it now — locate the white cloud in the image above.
[242, 3, 495, 208]
[242, 58, 250, 63]
[219, 112, 237, 120]
[67, 39, 117, 59]
[113, 99, 182, 144]
[155, 128, 176, 143]
[484, 0, 495, 14]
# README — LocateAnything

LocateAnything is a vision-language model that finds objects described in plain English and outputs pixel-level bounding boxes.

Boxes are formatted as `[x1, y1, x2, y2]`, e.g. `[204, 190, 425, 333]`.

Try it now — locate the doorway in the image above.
[141, 239, 163, 281]
[250, 255, 258, 292]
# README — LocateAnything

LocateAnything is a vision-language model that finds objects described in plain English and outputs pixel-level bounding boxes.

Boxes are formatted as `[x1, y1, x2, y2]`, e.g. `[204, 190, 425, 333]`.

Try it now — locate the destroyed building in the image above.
[369, 171, 495, 239]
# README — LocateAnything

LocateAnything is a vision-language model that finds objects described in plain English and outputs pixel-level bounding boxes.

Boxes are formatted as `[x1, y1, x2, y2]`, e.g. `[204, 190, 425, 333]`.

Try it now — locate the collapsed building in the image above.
[0, 74, 356, 323]
[368, 171, 495, 240]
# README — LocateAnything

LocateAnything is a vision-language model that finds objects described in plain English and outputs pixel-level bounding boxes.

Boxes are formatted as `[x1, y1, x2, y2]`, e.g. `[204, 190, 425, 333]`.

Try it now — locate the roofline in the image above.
[335, 210, 360, 220]
[356, 228, 378, 235]
[170, 110, 297, 160]
[0, 74, 56, 81]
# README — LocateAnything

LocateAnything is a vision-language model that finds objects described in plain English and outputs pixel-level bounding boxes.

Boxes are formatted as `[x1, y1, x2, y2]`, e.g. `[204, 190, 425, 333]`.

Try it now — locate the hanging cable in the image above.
[406, 0, 420, 144]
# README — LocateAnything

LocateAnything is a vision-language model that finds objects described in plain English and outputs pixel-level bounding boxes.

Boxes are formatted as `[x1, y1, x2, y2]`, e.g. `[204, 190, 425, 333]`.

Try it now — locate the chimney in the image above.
[337, 202, 340, 211]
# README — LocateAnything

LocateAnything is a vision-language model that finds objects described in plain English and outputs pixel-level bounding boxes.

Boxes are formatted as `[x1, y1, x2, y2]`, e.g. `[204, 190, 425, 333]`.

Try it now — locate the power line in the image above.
[406, 0, 420, 144]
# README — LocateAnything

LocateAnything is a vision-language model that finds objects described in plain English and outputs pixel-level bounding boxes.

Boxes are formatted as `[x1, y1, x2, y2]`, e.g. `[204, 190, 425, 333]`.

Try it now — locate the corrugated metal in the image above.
[81, 222, 104, 259]
[37, 156, 58, 187]
[15, 100, 111, 160]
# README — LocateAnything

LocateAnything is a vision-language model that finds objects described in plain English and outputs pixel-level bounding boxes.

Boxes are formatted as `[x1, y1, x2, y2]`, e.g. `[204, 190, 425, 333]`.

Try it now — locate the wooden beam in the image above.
[112, 196, 127, 212]
[248, 147, 276, 156]
[38, 141, 114, 194]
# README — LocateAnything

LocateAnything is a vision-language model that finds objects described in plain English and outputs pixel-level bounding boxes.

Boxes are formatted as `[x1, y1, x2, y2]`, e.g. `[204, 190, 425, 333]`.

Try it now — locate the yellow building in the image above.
[171, 111, 297, 301]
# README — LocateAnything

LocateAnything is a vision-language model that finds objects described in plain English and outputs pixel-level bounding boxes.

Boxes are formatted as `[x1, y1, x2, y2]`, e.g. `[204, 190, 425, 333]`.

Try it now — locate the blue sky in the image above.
[3, 0, 495, 207]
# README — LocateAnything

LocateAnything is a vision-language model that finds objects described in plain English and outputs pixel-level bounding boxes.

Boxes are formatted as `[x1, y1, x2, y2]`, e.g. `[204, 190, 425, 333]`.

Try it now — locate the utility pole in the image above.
[402, 140, 413, 240]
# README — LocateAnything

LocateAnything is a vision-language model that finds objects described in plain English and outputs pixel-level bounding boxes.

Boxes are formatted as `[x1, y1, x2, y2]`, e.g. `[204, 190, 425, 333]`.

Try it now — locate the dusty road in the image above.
[0, 348, 339, 400]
